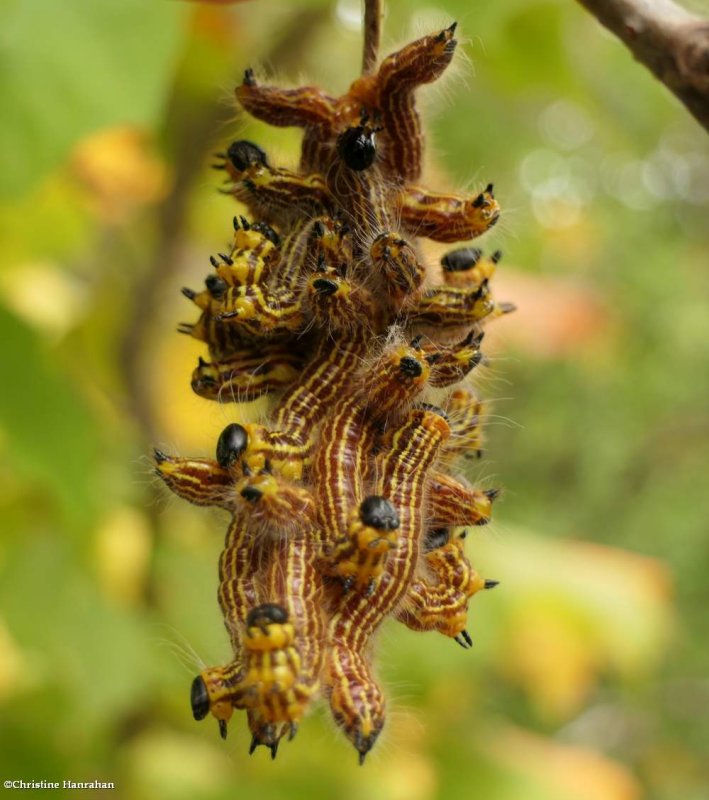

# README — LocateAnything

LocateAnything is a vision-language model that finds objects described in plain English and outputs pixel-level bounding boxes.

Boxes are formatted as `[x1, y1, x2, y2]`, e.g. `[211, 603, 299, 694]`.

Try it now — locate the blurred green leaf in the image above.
[0, 0, 187, 199]
[0, 532, 163, 744]
[0, 304, 100, 525]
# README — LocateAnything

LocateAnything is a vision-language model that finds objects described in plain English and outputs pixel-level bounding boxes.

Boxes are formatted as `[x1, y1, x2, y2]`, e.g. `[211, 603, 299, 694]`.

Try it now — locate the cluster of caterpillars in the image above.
[155, 19, 513, 764]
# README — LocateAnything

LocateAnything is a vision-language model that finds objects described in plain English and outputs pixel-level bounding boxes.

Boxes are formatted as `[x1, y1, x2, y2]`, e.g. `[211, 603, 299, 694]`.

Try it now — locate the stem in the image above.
[362, 0, 382, 75]
[575, 0, 709, 133]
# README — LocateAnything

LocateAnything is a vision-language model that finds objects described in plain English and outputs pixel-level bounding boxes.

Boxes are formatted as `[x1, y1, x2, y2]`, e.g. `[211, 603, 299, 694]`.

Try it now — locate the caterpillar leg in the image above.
[247, 714, 290, 760]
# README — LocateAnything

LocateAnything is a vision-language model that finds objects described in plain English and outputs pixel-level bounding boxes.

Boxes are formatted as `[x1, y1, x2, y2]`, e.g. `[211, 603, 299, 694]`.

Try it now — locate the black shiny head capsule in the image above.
[205, 274, 227, 299]
[251, 221, 280, 246]
[441, 247, 483, 272]
[469, 351, 484, 369]
[337, 125, 377, 171]
[399, 356, 424, 378]
[247, 603, 289, 628]
[190, 675, 210, 721]
[312, 278, 339, 296]
[216, 423, 248, 469]
[425, 527, 450, 551]
[191, 357, 218, 393]
[359, 496, 400, 531]
[240, 485, 263, 503]
[226, 140, 268, 172]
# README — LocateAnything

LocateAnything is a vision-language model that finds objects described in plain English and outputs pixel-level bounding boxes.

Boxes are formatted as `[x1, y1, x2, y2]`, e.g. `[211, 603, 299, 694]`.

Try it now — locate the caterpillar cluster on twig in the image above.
[155, 13, 513, 764]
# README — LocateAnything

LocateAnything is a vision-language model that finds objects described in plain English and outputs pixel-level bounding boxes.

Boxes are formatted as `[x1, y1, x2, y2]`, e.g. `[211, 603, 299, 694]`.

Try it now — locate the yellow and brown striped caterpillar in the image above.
[157, 5, 510, 765]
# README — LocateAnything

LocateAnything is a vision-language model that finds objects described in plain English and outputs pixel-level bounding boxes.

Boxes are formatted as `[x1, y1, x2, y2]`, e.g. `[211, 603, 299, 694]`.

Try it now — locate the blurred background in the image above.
[0, 0, 707, 798]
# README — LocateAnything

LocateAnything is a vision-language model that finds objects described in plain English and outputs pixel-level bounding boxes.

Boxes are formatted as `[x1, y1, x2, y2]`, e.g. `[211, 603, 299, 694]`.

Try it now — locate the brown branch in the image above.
[576, 0, 709, 132]
[362, 0, 382, 75]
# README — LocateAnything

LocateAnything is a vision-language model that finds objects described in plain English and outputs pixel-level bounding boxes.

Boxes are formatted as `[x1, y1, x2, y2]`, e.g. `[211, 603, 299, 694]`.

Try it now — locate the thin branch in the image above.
[575, 0, 709, 132]
[362, 0, 382, 75]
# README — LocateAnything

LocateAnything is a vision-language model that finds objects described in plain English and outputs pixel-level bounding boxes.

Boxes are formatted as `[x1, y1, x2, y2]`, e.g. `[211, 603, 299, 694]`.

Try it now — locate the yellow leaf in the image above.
[94, 506, 153, 606]
[484, 725, 641, 800]
[71, 126, 168, 223]
[475, 527, 673, 717]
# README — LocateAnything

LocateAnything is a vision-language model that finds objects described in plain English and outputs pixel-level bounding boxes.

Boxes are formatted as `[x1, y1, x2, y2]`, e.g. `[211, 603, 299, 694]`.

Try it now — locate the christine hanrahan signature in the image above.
[4, 779, 116, 790]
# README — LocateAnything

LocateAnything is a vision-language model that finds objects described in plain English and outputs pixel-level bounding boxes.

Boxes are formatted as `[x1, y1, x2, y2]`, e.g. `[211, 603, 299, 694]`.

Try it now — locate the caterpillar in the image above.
[156, 2, 510, 764]
[325, 407, 451, 760]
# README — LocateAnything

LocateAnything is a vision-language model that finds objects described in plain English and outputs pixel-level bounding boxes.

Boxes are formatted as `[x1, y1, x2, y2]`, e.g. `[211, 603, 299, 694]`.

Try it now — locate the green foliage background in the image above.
[0, 1, 707, 798]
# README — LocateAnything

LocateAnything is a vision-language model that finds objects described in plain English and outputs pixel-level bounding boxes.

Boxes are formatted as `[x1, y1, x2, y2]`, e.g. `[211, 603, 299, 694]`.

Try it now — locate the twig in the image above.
[362, 0, 382, 75]
[575, 0, 709, 132]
